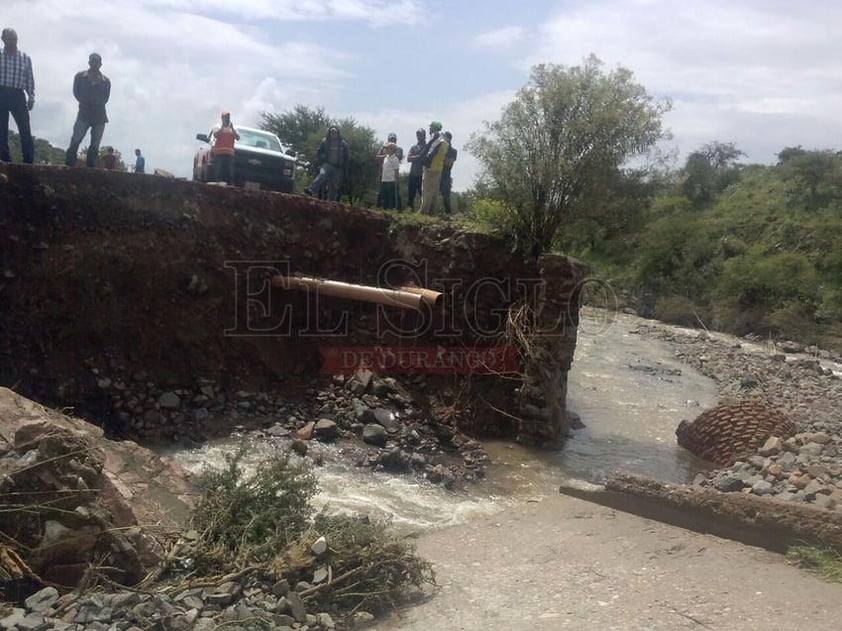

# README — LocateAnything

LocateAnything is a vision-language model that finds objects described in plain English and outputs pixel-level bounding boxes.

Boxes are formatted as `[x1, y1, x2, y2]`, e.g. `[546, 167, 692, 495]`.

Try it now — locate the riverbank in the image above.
[631, 317, 842, 511]
[374, 314, 842, 630]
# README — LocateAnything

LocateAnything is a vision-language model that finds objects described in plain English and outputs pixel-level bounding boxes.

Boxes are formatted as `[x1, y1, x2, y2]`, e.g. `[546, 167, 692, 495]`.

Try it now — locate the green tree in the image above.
[261, 104, 331, 168]
[681, 141, 746, 208]
[7, 130, 65, 164]
[467, 54, 670, 255]
[776, 147, 841, 210]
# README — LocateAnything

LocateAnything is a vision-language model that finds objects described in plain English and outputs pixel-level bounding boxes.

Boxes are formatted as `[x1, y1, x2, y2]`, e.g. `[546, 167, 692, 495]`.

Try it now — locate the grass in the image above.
[786, 544, 842, 582]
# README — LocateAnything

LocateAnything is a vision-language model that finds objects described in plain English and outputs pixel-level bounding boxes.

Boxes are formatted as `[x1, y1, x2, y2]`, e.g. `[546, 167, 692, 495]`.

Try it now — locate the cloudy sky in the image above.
[5, 0, 842, 190]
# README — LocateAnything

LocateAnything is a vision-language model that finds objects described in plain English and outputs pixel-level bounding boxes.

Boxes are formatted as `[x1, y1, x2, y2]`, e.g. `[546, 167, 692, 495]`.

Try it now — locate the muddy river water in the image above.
[170, 311, 720, 531]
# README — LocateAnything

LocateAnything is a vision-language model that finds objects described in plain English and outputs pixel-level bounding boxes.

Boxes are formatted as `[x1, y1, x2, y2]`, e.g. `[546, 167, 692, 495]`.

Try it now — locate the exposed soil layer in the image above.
[0, 164, 582, 459]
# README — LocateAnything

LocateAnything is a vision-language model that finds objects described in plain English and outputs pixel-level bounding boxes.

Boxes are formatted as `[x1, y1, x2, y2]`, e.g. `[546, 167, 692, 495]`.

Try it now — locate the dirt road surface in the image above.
[376, 493, 841, 630]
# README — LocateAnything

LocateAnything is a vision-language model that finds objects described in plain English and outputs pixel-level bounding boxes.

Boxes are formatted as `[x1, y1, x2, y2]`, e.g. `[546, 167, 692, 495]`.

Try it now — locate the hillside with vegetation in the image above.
[554, 144, 842, 350]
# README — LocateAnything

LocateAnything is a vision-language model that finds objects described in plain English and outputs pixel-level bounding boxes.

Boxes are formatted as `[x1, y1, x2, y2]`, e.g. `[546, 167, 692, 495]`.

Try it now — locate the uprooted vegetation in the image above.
[175, 448, 436, 618]
[0, 427, 434, 627]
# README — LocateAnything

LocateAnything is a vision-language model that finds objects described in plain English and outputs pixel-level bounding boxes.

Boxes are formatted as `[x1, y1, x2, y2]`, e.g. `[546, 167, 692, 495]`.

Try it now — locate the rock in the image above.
[286, 592, 307, 622]
[713, 475, 745, 492]
[311, 535, 328, 556]
[759, 436, 783, 457]
[353, 399, 377, 423]
[362, 423, 388, 447]
[373, 407, 398, 431]
[24, 586, 60, 613]
[313, 566, 329, 583]
[314, 418, 339, 441]
[0, 608, 26, 629]
[767, 463, 783, 478]
[290, 439, 308, 457]
[799, 442, 825, 457]
[803, 479, 828, 498]
[346, 368, 373, 395]
[806, 464, 828, 479]
[294, 421, 315, 440]
[751, 480, 774, 495]
[808, 431, 831, 445]
[158, 392, 181, 409]
[271, 579, 290, 597]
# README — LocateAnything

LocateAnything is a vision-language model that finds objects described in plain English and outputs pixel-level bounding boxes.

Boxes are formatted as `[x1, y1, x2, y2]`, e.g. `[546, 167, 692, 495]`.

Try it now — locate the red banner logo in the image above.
[319, 345, 519, 375]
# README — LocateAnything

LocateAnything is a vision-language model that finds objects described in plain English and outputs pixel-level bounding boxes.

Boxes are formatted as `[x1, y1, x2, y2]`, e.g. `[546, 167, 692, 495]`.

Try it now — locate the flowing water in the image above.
[169, 311, 720, 532]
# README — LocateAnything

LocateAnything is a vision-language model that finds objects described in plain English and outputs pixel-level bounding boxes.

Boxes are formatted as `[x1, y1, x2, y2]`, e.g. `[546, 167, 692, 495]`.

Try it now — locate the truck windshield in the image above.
[237, 130, 283, 152]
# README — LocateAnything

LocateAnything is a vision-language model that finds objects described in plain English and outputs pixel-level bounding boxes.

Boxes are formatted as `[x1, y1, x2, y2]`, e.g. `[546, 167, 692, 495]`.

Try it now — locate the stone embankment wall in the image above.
[0, 164, 583, 445]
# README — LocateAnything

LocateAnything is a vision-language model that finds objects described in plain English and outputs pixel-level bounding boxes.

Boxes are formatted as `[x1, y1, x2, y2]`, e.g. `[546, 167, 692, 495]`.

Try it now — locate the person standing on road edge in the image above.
[305, 125, 349, 202]
[376, 132, 404, 208]
[440, 131, 457, 214]
[419, 120, 449, 215]
[102, 146, 116, 170]
[0, 28, 35, 164]
[134, 148, 145, 173]
[405, 128, 426, 211]
[379, 142, 400, 210]
[211, 111, 239, 185]
[65, 52, 111, 167]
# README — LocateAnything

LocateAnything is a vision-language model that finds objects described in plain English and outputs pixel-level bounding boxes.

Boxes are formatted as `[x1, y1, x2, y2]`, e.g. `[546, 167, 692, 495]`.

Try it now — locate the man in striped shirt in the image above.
[0, 28, 35, 164]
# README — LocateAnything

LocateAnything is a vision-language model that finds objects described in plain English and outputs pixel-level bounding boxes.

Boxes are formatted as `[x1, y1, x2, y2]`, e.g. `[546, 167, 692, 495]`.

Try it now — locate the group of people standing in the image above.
[0, 28, 145, 173]
[378, 121, 457, 214]
[304, 121, 457, 214]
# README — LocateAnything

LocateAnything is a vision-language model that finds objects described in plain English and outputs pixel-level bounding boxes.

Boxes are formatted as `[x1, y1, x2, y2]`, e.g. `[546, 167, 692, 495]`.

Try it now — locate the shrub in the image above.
[653, 295, 707, 327]
[191, 446, 318, 570]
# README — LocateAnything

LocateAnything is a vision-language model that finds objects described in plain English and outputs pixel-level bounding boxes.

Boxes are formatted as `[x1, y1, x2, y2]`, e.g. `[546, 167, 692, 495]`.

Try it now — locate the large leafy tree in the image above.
[681, 141, 746, 207]
[776, 146, 842, 211]
[468, 55, 670, 255]
[261, 104, 331, 166]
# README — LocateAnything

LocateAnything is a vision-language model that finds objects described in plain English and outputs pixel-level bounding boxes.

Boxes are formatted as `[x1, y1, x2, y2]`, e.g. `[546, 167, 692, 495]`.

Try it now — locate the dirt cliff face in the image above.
[0, 164, 582, 443]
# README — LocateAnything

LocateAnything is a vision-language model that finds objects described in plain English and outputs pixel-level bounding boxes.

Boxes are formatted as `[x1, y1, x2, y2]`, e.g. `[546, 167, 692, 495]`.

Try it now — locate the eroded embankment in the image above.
[0, 164, 582, 449]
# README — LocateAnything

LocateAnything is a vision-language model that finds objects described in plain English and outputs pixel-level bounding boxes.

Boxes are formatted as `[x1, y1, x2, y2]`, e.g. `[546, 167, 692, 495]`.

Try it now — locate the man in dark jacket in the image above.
[405, 128, 426, 211]
[65, 52, 111, 167]
[305, 125, 349, 202]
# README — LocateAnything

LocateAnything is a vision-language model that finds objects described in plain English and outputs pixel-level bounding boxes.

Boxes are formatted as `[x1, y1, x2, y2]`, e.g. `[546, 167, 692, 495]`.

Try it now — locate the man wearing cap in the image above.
[0, 28, 36, 164]
[419, 120, 449, 215]
[440, 131, 458, 214]
[405, 128, 426, 211]
[375, 132, 404, 208]
[65, 52, 111, 167]
[210, 111, 239, 184]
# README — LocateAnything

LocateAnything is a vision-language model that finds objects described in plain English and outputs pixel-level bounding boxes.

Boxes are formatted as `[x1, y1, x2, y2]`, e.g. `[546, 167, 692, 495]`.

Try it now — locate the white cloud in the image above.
[518, 0, 842, 164]
[139, 0, 424, 26]
[5, 0, 360, 176]
[6, 0, 842, 195]
[473, 26, 525, 50]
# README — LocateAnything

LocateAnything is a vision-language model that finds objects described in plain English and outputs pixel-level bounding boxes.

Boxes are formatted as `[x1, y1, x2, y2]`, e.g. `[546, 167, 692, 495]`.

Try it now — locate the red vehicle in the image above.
[193, 125, 295, 193]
